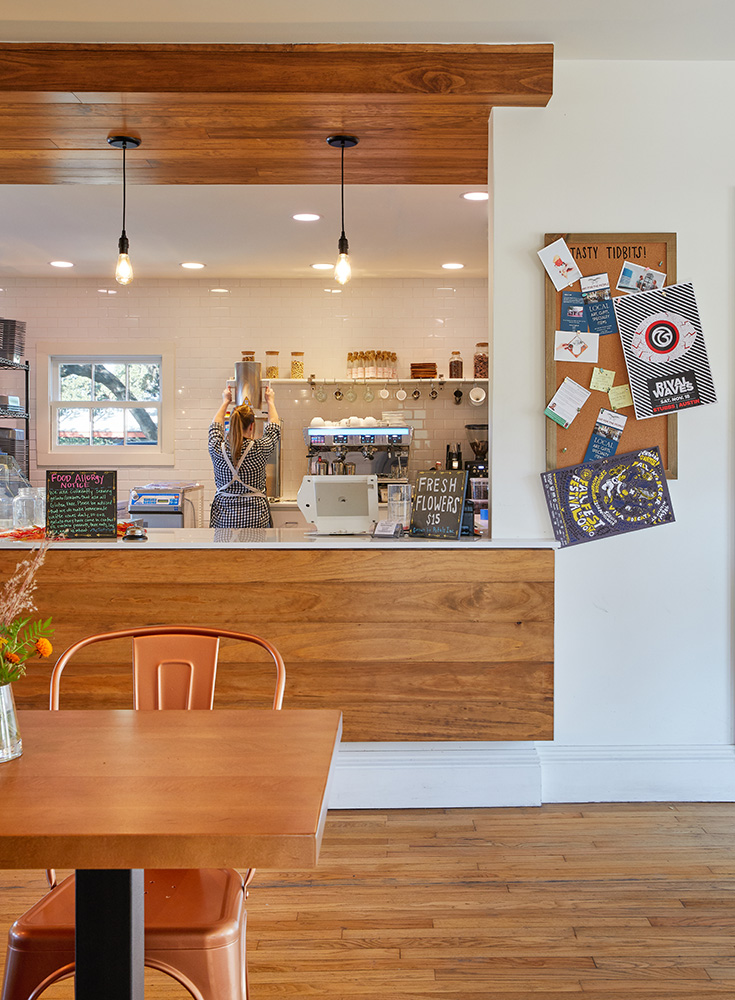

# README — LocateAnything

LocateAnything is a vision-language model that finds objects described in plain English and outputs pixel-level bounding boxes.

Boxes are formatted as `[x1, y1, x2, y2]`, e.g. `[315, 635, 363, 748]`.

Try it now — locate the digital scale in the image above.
[128, 481, 204, 528]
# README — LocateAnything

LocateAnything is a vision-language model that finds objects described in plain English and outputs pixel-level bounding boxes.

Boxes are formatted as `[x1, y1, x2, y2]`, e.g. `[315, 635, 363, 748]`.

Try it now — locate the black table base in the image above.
[75, 870, 144, 1000]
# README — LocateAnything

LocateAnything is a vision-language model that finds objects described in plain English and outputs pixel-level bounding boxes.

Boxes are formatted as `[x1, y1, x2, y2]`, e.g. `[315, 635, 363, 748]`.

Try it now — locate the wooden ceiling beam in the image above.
[0, 43, 553, 185]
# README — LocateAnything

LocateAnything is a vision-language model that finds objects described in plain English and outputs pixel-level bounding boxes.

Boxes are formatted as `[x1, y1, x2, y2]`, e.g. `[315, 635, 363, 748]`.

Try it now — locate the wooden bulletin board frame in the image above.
[544, 232, 678, 479]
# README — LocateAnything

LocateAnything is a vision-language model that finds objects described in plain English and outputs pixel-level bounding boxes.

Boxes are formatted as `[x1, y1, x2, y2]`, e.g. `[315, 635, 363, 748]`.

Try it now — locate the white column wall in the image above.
[336, 60, 735, 809]
[485, 59, 735, 801]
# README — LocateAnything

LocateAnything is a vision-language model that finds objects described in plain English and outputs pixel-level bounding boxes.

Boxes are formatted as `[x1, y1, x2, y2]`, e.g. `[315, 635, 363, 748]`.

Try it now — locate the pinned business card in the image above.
[545, 377, 591, 429]
[538, 238, 582, 291]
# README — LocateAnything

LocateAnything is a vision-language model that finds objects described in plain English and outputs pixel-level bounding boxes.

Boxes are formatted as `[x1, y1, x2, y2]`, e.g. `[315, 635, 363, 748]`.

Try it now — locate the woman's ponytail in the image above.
[227, 404, 255, 461]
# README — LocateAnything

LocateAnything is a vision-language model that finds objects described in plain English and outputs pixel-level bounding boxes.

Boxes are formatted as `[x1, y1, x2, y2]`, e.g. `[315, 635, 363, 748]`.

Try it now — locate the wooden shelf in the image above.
[271, 378, 489, 385]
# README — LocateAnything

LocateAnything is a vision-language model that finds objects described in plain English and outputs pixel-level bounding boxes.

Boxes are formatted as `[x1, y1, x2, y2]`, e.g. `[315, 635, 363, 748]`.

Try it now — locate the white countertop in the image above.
[0, 527, 557, 550]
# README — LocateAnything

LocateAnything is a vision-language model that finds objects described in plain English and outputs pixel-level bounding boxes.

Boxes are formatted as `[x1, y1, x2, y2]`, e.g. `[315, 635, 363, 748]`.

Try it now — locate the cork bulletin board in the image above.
[544, 232, 678, 478]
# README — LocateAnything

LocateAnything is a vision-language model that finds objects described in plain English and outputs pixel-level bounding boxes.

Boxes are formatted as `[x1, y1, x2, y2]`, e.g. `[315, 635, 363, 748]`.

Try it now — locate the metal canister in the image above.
[234, 360, 262, 409]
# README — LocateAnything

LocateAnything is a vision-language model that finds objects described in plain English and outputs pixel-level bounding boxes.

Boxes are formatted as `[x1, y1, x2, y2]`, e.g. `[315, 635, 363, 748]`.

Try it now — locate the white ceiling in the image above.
[0, 1, 730, 282]
[0, 184, 489, 282]
[2, 0, 733, 59]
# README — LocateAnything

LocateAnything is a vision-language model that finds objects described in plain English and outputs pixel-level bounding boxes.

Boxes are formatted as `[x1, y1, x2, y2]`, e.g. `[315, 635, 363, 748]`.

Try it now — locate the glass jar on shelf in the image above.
[355, 352, 365, 380]
[33, 486, 46, 527]
[346, 352, 355, 379]
[449, 351, 463, 379]
[290, 352, 305, 379]
[264, 351, 279, 379]
[13, 487, 36, 528]
[365, 350, 377, 379]
[473, 342, 489, 379]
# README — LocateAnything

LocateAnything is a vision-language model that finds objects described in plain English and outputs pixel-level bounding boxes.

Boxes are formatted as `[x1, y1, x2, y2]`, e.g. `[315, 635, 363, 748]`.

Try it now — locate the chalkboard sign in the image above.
[46, 470, 117, 538]
[409, 470, 468, 539]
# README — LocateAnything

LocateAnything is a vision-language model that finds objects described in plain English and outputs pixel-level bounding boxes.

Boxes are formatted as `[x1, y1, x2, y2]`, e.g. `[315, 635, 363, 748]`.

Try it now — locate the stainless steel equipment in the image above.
[128, 481, 204, 528]
[233, 360, 262, 409]
[303, 425, 412, 500]
[230, 361, 282, 497]
[465, 423, 489, 477]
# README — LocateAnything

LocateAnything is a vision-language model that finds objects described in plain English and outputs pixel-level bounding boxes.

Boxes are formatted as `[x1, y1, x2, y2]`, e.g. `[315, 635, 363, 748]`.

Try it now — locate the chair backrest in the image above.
[49, 625, 286, 711]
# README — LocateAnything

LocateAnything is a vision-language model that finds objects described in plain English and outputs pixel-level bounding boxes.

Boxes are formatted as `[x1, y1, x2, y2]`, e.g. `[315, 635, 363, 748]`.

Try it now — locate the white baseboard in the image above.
[330, 743, 542, 808]
[330, 743, 735, 808]
[538, 744, 735, 803]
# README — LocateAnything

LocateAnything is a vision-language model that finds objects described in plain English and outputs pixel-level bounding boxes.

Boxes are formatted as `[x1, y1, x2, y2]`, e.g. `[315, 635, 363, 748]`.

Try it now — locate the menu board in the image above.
[46, 470, 117, 538]
[409, 470, 468, 539]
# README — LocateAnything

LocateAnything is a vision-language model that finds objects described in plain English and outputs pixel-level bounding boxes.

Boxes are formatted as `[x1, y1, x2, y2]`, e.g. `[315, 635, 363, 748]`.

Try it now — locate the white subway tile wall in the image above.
[0, 276, 488, 512]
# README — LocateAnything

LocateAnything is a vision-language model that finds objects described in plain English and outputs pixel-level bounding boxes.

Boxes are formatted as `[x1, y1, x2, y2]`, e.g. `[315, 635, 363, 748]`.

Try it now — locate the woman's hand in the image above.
[222, 385, 233, 405]
[264, 384, 280, 425]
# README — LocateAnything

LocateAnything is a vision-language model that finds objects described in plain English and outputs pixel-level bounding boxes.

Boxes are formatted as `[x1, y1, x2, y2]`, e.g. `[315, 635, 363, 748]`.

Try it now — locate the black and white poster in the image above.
[540, 447, 675, 548]
[613, 282, 716, 419]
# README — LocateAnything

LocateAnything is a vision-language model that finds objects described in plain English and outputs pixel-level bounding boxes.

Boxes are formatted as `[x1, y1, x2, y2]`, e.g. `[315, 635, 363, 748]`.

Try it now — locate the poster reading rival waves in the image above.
[613, 282, 716, 420]
[540, 447, 675, 548]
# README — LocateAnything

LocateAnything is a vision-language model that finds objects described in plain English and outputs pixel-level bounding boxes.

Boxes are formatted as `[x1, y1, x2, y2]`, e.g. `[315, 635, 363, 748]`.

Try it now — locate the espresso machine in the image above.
[303, 425, 413, 501]
[465, 423, 489, 477]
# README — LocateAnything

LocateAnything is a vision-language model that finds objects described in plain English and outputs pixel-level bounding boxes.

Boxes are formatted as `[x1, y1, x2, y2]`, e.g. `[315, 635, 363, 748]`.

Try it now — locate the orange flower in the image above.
[34, 637, 53, 658]
[4, 651, 20, 663]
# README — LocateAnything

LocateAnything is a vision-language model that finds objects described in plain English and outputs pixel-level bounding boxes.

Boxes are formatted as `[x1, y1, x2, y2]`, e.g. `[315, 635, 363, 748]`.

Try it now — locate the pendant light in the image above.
[326, 134, 359, 285]
[107, 135, 141, 285]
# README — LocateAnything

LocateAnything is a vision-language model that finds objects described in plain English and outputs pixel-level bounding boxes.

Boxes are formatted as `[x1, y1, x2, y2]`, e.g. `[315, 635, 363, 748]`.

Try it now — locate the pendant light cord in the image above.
[121, 141, 128, 239]
[340, 141, 346, 240]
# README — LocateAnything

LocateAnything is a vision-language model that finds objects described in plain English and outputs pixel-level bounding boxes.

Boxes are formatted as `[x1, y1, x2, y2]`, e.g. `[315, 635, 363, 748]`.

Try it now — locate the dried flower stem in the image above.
[0, 538, 51, 628]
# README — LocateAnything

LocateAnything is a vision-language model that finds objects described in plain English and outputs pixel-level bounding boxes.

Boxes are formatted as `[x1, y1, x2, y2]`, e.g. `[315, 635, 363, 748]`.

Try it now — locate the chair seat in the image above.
[9, 869, 245, 952]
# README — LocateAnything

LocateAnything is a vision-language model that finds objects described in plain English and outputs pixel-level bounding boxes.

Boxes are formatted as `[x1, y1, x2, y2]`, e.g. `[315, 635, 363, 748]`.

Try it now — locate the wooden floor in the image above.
[2, 803, 735, 999]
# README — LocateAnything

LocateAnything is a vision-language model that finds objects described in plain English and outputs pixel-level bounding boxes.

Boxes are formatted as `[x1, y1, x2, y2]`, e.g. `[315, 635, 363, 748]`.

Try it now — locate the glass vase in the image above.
[0, 683, 22, 762]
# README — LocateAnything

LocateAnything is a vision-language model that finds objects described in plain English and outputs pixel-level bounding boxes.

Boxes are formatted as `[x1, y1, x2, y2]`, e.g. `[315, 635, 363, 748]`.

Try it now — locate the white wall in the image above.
[485, 59, 735, 802]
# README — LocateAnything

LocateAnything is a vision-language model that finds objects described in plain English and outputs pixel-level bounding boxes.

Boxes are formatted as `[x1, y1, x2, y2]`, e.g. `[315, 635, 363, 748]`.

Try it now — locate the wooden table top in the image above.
[0, 709, 342, 870]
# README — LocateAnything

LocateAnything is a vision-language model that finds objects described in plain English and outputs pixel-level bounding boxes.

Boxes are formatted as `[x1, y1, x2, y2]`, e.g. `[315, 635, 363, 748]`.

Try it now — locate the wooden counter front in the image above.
[4, 543, 554, 741]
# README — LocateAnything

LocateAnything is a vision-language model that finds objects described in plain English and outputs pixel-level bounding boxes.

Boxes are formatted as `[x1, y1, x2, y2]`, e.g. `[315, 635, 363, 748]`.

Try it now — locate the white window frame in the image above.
[36, 340, 175, 467]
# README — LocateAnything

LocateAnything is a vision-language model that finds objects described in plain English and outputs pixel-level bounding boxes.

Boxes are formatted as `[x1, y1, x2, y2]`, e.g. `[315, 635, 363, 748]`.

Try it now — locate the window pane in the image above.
[126, 407, 159, 446]
[93, 364, 127, 401]
[59, 364, 92, 401]
[92, 407, 124, 446]
[57, 407, 91, 445]
[128, 363, 161, 401]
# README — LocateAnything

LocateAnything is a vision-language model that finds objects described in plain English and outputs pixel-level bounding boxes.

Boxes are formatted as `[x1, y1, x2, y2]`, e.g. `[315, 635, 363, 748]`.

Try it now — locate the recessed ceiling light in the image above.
[461, 191, 489, 201]
[180, 262, 205, 269]
[49, 260, 73, 268]
[311, 263, 333, 270]
[293, 213, 321, 222]
[442, 262, 464, 270]
[210, 287, 230, 294]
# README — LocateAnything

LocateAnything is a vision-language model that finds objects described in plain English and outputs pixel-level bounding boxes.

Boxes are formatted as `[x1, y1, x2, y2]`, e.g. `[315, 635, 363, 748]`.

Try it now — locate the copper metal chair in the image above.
[2, 626, 286, 1000]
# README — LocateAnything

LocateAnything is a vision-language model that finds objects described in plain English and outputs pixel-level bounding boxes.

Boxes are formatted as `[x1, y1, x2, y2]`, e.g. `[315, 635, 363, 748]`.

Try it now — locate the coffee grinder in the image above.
[445, 442, 463, 471]
[464, 423, 489, 477]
